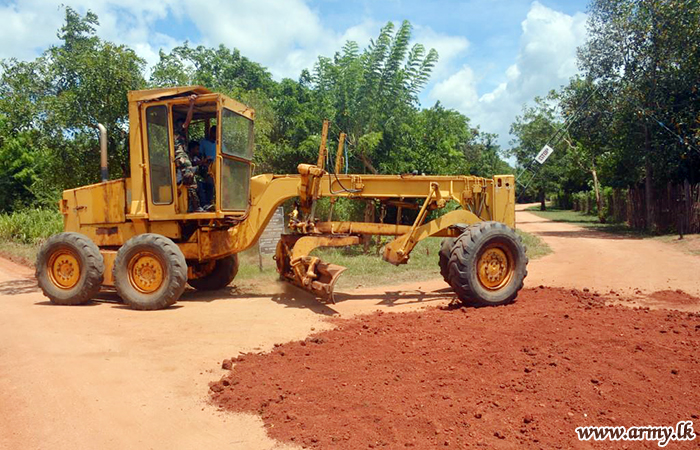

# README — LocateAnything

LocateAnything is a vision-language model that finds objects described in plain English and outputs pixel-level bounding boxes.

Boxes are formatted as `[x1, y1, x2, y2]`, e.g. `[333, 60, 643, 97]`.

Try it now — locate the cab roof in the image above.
[127, 86, 213, 103]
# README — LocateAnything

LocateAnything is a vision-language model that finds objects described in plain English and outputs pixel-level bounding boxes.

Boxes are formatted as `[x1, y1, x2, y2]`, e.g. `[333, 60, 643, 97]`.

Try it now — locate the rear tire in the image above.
[113, 234, 187, 310]
[36, 232, 104, 305]
[188, 255, 239, 290]
[438, 237, 456, 284]
[447, 221, 528, 306]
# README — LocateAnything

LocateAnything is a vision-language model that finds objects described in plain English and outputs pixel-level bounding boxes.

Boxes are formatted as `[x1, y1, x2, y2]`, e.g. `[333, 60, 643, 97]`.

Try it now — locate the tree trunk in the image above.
[644, 125, 654, 232]
[361, 200, 376, 253]
[359, 153, 379, 174]
[591, 164, 605, 223]
[539, 189, 546, 211]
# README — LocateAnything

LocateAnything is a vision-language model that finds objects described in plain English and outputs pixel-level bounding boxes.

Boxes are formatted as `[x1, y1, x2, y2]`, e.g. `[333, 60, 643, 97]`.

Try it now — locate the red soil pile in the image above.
[649, 289, 700, 306]
[211, 288, 700, 449]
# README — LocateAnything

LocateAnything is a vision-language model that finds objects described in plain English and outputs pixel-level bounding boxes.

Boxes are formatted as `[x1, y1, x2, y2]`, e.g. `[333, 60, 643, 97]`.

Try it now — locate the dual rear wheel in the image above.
[439, 221, 528, 306]
[37, 232, 238, 310]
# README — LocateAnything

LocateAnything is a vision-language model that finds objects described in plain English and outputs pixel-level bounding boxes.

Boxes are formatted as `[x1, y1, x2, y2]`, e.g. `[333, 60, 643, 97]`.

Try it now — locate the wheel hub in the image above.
[128, 253, 165, 293]
[477, 246, 513, 290]
[48, 250, 80, 289]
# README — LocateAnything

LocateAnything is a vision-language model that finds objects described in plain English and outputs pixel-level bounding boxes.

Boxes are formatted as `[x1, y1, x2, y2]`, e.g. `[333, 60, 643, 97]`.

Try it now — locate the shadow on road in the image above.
[335, 287, 454, 307]
[0, 277, 39, 295]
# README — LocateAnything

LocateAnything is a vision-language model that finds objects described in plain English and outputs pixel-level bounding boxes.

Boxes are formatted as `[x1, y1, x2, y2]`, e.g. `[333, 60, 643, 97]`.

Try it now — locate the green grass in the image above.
[237, 231, 551, 289]
[0, 209, 63, 245]
[524, 206, 647, 237]
[517, 229, 552, 259]
[0, 241, 39, 267]
[0, 207, 551, 288]
[653, 234, 700, 257]
[0, 209, 63, 266]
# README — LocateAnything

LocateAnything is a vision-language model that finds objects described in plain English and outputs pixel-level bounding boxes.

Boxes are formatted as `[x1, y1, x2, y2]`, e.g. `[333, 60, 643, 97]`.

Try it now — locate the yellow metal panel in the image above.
[76, 221, 180, 248]
[70, 179, 126, 225]
[128, 99, 147, 218]
[220, 95, 255, 120]
[127, 86, 212, 103]
[491, 175, 516, 228]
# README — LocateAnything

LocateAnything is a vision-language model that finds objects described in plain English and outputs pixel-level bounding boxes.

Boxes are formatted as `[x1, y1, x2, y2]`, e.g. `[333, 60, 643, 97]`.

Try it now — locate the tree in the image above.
[0, 7, 145, 204]
[509, 93, 569, 210]
[150, 43, 275, 95]
[310, 21, 439, 174]
[578, 0, 700, 229]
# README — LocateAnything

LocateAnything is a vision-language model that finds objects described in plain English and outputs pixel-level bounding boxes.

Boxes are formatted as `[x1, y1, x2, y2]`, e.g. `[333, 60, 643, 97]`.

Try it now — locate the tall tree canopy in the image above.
[0, 10, 512, 215]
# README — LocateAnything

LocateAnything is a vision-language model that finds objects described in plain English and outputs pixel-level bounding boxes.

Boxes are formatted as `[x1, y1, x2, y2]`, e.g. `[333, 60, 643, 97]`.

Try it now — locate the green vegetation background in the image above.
[1, 1, 699, 271]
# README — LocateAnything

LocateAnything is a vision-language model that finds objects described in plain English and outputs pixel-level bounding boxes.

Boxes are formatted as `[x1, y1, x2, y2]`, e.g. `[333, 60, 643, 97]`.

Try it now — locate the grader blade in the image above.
[275, 234, 359, 303]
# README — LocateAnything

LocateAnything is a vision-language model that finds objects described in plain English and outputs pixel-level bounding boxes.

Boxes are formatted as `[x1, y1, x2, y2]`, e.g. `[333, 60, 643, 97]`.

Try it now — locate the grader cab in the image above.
[36, 86, 527, 310]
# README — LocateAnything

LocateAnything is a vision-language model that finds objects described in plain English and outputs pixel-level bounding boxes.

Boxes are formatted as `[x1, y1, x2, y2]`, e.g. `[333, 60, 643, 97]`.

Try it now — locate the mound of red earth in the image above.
[211, 288, 700, 449]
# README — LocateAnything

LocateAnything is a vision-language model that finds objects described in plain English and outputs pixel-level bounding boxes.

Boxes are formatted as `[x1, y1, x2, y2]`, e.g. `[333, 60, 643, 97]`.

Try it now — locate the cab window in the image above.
[146, 105, 173, 204]
[220, 108, 253, 210]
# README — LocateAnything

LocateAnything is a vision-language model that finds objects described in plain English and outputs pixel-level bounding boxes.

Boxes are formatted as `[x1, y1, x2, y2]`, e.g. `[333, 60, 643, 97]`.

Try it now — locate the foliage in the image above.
[509, 93, 575, 208]
[512, 0, 700, 223]
[0, 208, 63, 245]
[0, 7, 145, 206]
[0, 11, 513, 225]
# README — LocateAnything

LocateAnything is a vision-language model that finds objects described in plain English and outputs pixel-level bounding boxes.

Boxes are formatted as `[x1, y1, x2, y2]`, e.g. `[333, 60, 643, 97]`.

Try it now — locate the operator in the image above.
[199, 125, 217, 160]
[174, 94, 202, 212]
[198, 125, 216, 208]
[188, 140, 214, 211]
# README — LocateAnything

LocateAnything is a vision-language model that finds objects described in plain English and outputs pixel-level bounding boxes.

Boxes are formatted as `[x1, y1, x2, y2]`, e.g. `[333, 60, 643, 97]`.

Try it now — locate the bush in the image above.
[0, 209, 63, 245]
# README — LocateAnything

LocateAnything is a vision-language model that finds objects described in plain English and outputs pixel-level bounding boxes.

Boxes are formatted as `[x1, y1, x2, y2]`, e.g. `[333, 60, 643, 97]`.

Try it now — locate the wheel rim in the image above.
[127, 252, 166, 294]
[48, 249, 81, 289]
[476, 244, 514, 291]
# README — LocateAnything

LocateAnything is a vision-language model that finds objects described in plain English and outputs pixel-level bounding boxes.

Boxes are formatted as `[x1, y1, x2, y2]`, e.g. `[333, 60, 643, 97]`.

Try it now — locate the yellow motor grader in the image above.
[36, 86, 527, 310]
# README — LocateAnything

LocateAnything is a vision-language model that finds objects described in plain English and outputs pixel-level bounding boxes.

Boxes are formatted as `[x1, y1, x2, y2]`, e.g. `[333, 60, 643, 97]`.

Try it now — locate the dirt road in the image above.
[516, 205, 700, 302]
[0, 259, 450, 450]
[1, 209, 698, 449]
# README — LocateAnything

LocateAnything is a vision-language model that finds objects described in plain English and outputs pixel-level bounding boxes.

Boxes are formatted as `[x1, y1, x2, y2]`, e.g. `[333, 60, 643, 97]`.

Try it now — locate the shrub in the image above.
[0, 209, 63, 245]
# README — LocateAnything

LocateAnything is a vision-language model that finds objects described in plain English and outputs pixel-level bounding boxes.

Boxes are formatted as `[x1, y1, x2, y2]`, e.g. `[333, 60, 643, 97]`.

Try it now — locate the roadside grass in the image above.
[0, 241, 40, 267]
[524, 206, 649, 237]
[237, 230, 551, 289]
[653, 234, 700, 257]
[517, 229, 552, 260]
[0, 209, 63, 267]
[0, 209, 63, 244]
[0, 207, 552, 287]
[524, 206, 700, 256]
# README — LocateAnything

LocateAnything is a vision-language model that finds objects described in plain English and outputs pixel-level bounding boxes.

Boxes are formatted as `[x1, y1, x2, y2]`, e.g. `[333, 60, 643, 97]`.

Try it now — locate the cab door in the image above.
[217, 106, 254, 213]
[141, 103, 178, 218]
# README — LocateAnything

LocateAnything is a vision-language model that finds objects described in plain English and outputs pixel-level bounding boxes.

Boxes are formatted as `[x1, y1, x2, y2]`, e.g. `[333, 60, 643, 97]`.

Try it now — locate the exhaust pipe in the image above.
[97, 123, 108, 182]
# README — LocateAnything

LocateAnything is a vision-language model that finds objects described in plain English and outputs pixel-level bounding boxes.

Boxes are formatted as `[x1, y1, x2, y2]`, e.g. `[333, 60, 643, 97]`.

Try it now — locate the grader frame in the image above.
[37, 86, 526, 310]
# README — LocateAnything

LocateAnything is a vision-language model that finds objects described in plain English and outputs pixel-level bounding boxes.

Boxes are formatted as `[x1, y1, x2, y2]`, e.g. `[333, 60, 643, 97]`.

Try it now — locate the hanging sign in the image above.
[535, 144, 554, 164]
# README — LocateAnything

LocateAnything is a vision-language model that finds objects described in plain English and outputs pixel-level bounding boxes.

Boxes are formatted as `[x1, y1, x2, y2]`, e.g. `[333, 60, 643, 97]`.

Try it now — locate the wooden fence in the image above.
[572, 181, 700, 234]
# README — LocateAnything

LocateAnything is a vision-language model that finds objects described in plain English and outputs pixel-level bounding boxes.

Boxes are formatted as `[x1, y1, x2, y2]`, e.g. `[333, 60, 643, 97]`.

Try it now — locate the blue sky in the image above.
[1, 0, 590, 150]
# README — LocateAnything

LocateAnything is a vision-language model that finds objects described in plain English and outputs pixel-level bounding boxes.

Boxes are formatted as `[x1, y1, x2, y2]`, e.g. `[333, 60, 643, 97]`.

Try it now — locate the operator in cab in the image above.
[198, 125, 216, 208]
[174, 94, 202, 212]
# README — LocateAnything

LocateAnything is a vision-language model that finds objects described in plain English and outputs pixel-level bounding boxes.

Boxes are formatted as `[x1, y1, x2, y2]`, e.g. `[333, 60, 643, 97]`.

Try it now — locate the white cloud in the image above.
[413, 25, 470, 79]
[0, 0, 180, 68]
[1, 0, 586, 152]
[1, 0, 469, 83]
[429, 1, 588, 149]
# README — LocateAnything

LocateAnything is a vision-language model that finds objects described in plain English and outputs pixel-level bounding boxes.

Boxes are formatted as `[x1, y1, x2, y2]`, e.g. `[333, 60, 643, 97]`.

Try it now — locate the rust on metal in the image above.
[276, 234, 360, 303]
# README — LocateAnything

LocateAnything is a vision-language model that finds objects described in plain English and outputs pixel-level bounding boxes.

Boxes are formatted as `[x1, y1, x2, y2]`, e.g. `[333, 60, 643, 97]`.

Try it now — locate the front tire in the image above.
[447, 222, 528, 306]
[188, 255, 239, 290]
[113, 234, 187, 310]
[438, 237, 456, 285]
[36, 232, 104, 305]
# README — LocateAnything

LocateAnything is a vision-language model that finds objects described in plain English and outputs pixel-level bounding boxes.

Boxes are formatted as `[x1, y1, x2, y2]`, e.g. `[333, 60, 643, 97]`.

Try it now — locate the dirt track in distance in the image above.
[516, 204, 700, 301]
[1, 207, 699, 449]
